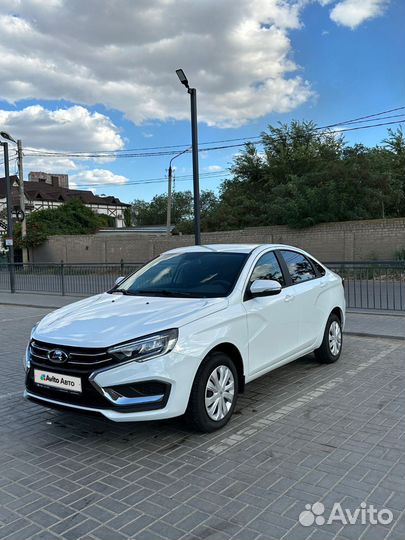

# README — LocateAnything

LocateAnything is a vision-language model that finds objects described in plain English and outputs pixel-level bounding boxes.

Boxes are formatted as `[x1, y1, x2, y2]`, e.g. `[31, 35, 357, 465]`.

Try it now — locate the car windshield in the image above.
[111, 251, 249, 298]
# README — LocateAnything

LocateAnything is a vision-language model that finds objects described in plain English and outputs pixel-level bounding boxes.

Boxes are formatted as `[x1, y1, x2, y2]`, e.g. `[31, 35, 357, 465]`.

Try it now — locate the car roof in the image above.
[163, 243, 296, 255]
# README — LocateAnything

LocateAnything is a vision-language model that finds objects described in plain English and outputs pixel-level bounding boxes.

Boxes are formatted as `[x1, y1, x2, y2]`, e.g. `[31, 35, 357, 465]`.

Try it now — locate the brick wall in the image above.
[30, 217, 405, 263]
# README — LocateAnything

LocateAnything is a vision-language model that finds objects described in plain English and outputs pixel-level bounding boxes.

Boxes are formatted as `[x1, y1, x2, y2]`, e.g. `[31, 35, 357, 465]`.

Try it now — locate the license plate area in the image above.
[34, 369, 82, 394]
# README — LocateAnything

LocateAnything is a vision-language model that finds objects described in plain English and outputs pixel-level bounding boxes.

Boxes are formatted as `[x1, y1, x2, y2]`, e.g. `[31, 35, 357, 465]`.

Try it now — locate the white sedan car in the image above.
[25, 244, 345, 432]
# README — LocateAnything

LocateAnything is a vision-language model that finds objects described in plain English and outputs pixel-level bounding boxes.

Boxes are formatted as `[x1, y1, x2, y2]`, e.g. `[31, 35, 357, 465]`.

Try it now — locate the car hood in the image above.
[33, 292, 228, 348]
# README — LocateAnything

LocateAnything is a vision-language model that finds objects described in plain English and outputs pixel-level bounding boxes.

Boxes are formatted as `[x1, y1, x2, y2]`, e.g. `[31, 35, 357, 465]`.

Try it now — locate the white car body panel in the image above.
[243, 287, 301, 376]
[25, 243, 346, 422]
[34, 293, 228, 348]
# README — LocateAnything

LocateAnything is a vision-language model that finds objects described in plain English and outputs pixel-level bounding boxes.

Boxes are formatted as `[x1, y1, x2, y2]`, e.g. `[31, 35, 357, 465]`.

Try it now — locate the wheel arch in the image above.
[330, 306, 344, 325]
[206, 342, 245, 393]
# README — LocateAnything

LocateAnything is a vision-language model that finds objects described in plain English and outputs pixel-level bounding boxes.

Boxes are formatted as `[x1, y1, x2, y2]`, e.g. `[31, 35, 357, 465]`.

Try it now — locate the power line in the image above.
[103, 118, 403, 153]
[23, 117, 405, 161]
[325, 119, 405, 134]
[0, 157, 17, 167]
[23, 106, 405, 158]
[78, 176, 227, 189]
[321, 114, 405, 126]
[71, 170, 229, 188]
[62, 118, 405, 190]
[319, 107, 405, 129]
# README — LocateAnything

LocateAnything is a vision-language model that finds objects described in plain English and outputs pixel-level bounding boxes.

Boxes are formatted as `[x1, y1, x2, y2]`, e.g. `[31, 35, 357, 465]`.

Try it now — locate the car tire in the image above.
[315, 313, 343, 364]
[185, 352, 238, 433]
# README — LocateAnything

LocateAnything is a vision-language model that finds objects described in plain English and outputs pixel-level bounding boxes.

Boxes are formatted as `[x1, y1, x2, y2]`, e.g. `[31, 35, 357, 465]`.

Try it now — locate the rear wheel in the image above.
[315, 313, 342, 364]
[185, 352, 238, 432]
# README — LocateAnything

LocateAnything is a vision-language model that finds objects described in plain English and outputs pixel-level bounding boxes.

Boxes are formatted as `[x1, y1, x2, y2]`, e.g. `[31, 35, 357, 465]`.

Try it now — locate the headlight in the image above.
[24, 346, 31, 373]
[25, 323, 39, 372]
[108, 329, 178, 363]
[30, 323, 39, 339]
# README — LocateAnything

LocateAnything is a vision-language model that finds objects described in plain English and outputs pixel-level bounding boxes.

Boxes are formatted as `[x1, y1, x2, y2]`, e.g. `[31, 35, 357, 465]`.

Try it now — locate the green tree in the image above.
[14, 199, 108, 248]
[131, 190, 219, 233]
[216, 121, 404, 228]
[123, 206, 132, 227]
[382, 126, 405, 216]
[132, 192, 193, 226]
[110, 122, 405, 236]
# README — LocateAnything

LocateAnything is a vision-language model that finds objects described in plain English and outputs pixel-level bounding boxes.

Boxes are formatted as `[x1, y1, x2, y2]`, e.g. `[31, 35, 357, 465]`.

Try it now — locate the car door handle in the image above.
[284, 294, 294, 303]
[319, 280, 326, 288]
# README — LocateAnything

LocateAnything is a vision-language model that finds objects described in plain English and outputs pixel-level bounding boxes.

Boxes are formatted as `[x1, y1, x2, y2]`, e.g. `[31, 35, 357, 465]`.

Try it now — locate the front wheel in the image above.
[185, 352, 238, 432]
[315, 313, 343, 364]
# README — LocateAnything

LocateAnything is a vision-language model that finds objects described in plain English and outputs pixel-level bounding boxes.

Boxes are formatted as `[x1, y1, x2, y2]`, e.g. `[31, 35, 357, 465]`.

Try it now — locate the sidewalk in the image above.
[0, 291, 81, 309]
[1, 291, 404, 340]
[344, 310, 404, 340]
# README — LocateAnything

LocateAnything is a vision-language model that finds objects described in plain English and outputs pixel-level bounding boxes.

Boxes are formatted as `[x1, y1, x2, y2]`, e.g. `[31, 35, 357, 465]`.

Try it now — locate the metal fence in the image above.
[0, 260, 404, 311]
[326, 261, 404, 311]
[0, 261, 143, 297]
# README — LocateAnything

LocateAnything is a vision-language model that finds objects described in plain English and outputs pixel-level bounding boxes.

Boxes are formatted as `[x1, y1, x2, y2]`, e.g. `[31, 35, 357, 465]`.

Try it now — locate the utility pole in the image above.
[1, 141, 16, 292]
[166, 146, 190, 236]
[166, 164, 173, 235]
[17, 139, 28, 263]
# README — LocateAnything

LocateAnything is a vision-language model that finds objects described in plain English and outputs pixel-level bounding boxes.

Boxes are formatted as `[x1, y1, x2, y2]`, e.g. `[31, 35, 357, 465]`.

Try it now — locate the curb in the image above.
[0, 302, 64, 310]
[344, 330, 405, 341]
[347, 309, 405, 318]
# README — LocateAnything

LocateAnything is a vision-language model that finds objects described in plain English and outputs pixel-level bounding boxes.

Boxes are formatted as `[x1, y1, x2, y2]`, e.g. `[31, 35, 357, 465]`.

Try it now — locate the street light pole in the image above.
[1, 141, 16, 292]
[175, 69, 201, 245]
[189, 88, 201, 245]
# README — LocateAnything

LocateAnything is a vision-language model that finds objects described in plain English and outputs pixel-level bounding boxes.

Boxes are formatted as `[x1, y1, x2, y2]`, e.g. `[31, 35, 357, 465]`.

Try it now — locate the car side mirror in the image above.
[250, 279, 282, 298]
[114, 276, 125, 286]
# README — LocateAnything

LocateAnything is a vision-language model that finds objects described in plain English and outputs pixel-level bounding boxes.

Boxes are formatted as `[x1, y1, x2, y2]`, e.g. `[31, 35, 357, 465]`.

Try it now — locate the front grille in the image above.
[26, 366, 109, 408]
[27, 340, 171, 412]
[30, 340, 115, 371]
[28, 339, 119, 408]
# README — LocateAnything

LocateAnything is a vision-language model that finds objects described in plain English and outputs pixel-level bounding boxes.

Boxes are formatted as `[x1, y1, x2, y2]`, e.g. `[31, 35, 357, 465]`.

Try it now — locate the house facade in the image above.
[0, 176, 129, 229]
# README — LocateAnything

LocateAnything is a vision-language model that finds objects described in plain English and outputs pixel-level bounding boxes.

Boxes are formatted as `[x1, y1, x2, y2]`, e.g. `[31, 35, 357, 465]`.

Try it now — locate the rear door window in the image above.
[309, 258, 326, 277]
[279, 250, 317, 284]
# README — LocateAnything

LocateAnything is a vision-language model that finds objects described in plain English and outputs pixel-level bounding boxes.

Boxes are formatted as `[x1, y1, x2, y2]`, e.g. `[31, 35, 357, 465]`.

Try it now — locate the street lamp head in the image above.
[176, 69, 189, 89]
[0, 131, 17, 144]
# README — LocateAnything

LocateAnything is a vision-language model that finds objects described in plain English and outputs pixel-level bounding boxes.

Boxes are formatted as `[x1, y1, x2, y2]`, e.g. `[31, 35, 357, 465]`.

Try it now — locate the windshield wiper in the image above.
[136, 289, 196, 297]
[111, 289, 137, 295]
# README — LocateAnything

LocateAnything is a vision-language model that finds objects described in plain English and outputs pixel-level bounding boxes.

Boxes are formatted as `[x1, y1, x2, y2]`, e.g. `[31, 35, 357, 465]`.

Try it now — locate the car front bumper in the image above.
[25, 349, 199, 422]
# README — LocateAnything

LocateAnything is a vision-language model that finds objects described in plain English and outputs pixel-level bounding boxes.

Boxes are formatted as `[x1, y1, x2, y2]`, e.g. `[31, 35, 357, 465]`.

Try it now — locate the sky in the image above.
[0, 0, 404, 203]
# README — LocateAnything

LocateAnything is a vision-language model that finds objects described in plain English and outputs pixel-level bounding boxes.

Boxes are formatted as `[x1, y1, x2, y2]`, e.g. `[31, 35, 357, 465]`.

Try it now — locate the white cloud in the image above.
[206, 165, 223, 172]
[0, 0, 388, 132]
[0, 0, 310, 128]
[329, 0, 387, 28]
[0, 104, 125, 179]
[70, 169, 129, 187]
[0, 105, 123, 152]
[24, 156, 78, 176]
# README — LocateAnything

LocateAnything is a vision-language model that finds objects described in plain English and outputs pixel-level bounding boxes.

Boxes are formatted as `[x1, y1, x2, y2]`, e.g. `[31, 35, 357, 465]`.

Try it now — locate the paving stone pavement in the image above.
[0, 305, 404, 540]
